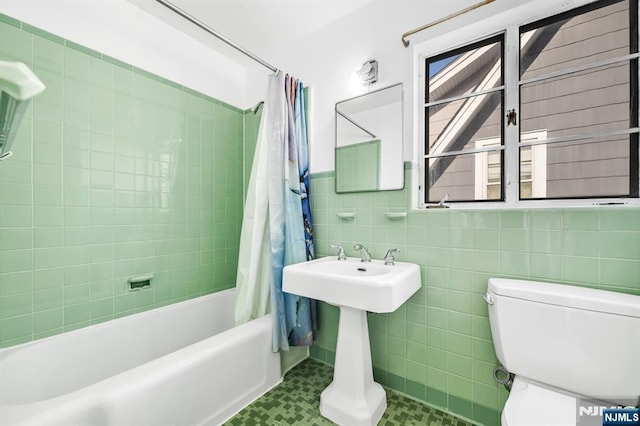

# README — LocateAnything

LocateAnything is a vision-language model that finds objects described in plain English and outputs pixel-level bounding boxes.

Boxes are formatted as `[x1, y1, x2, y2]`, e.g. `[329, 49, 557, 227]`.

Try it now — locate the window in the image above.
[420, 0, 639, 206]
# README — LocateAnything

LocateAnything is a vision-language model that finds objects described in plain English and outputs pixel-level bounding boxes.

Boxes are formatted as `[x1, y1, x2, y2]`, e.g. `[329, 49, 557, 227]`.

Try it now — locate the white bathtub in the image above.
[0, 289, 282, 426]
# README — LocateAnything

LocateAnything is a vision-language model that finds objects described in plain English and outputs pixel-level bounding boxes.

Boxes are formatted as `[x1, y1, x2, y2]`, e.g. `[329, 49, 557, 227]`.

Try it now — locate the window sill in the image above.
[417, 198, 640, 210]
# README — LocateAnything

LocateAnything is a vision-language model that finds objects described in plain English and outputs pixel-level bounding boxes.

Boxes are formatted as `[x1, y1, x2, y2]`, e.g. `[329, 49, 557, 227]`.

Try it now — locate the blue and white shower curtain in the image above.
[235, 72, 316, 352]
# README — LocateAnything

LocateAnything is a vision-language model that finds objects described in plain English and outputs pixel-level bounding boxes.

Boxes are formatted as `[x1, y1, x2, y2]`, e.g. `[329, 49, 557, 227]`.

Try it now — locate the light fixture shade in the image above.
[357, 60, 378, 85]
[0, 61, 46, 159]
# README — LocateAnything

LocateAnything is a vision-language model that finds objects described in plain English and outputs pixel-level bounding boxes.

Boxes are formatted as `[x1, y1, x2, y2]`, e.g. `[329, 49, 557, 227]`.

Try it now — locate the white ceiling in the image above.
[169, 0, 378, 56]
[138, 0, 493, 70]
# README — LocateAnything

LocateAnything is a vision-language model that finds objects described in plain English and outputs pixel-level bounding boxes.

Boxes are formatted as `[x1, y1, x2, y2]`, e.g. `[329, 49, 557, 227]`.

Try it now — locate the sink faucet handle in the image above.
[353, 243, 372, 262]
[330, 244, 347, 261]
[384, 248, 400, 265]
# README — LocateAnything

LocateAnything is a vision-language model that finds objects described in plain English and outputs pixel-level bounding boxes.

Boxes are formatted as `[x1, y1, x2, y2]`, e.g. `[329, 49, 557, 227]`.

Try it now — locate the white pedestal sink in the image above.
[283, 256, 421, 426]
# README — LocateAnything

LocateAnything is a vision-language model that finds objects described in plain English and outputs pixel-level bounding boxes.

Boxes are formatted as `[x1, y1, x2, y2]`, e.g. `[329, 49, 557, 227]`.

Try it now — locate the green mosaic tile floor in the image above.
[225, 359, 472, 426]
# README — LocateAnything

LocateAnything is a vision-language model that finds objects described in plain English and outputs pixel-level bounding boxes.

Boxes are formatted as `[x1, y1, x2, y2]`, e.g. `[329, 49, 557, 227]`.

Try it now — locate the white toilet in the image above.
[485, 278, 640, 426]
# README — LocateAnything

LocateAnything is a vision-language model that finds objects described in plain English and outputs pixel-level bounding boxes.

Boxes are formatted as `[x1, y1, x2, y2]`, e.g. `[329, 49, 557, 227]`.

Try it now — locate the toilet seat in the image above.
[502, 377, 577, 426]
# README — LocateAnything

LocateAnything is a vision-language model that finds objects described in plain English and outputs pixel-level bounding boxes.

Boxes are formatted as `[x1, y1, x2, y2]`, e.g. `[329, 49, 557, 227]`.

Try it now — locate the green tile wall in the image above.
[309, 165, 640, 426]
[0, 14, 246, 347]
[335, 139, 380, 192]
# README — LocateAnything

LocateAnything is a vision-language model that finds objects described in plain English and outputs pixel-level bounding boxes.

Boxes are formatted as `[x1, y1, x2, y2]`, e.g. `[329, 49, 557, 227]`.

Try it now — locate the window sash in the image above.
[517, 0, 637, 200]
[424, 35, 504, 203]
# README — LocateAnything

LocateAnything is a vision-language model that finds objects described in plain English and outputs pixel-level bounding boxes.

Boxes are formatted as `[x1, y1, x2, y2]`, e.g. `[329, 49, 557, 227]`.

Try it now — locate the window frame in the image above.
[414, 0, 640, 209]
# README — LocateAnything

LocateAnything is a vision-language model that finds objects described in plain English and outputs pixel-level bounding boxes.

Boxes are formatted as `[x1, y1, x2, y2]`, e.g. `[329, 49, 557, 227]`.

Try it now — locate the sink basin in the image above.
[283, 256, 420, 313]
[284, 255, 421, 425]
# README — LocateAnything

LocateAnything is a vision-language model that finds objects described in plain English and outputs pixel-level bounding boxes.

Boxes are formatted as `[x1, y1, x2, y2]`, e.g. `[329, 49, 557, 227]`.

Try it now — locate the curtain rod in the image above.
[401, 0, 496, 47]
[154, 0, 279, 73]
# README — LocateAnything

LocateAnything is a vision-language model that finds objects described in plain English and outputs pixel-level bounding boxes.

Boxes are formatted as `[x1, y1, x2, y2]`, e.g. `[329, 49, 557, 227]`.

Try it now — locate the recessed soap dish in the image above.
[128, 274, 153, 291]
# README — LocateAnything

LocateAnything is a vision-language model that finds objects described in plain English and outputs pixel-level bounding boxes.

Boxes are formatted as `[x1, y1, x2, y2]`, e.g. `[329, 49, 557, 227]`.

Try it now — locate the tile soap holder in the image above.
[384, 211, 407, 220]
[128, 274, 153, 291]
[336, 212, 355, 220]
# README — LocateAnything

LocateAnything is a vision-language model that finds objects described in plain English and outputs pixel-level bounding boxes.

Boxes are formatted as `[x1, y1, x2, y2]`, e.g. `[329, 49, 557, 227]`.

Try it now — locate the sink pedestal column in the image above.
[320, 306, 386, 426]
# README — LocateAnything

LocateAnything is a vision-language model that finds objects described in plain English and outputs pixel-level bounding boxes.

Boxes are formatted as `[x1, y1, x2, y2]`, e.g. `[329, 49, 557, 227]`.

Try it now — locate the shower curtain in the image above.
[235, 72, 316, 352]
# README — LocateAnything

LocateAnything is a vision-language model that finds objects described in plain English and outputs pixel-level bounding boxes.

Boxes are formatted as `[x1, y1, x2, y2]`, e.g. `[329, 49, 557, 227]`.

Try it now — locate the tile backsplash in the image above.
[0, 14, 245, 347]
[309, 167, 640, 425]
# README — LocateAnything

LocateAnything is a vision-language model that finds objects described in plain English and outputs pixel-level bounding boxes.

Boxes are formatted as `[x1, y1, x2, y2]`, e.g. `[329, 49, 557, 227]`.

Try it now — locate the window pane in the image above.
[488, 151, 501, 184]
[520, 136, 630, 199]
[427, 92, 502, 155]
[521, 147, 533, 180]
[520, 62, 630, 139]
[519, 145, 544, 199]
[520, 0, 629, 80]
[487, 183, 501, 199]
[428, 38, 502, 102]
[427, 150, 503, 202]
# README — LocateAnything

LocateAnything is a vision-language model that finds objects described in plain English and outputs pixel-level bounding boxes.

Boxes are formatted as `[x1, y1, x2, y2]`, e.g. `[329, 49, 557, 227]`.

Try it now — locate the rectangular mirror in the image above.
[335, 83, 403, 193]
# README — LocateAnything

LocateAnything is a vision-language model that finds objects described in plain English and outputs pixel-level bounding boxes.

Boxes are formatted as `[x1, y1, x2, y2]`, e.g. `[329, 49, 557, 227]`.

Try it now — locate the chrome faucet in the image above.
[384, 248, 400, 265]
[353, 243, 371, 262]
[330, 244, 347, 261]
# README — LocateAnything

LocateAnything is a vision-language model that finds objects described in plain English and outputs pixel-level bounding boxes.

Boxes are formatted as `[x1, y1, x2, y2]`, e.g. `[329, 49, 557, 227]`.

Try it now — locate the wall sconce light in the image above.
[356, 60, 378, 86]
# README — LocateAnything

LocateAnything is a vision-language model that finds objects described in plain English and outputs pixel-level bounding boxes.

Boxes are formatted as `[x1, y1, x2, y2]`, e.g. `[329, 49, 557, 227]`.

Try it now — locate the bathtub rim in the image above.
[0, 288, 236, 357]
[0, 289, 285, 426]
[1, 312, 283, 425]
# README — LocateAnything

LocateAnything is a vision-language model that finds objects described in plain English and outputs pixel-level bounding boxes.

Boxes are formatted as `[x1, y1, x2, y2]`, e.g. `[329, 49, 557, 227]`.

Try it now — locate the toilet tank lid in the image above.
[488, 278, 640, 318]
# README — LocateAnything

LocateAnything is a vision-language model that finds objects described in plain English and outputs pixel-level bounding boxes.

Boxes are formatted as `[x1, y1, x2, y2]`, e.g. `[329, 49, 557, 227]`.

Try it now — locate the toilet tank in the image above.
[486, 278, 640, 406]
